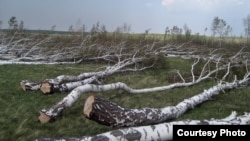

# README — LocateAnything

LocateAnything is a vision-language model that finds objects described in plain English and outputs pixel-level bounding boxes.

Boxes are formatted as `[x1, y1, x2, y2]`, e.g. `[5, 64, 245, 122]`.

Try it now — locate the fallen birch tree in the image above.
[20, 44, 249, 92]
[0, 33, 130, 65]
[82, 71, 249, 127]
[2, 31, 249, 67]
[38, 60, 249, 123]
[35, 111, 250, 141]
[20, 56, 153, 93]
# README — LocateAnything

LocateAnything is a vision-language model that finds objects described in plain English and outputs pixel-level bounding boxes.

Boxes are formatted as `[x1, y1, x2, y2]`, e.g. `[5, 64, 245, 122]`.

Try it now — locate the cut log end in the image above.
[40, 82, 52, 94]
[20, 81, 27, 91]
[38, 111, 52, 123]
[83, 94, 96, 118]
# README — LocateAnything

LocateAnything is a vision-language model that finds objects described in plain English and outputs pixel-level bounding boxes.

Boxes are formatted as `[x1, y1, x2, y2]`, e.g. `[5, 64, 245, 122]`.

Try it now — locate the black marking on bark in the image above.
[199, 120, 209, 125]
[110, 130, 123, 137]
[90, 135, 110, 141]
[110, 129, 141, 140]
[81, 81, 85, 85]
[151, 125, 156, 131]
[143, 128, 147, 140]
[165, 124, 169, 133]
[100, 87, 104, 92]
[71, 95, 76, 101]
[61, 84, 68, 92]
[157, 130, 161, 138]
[123, 129, 142, 140]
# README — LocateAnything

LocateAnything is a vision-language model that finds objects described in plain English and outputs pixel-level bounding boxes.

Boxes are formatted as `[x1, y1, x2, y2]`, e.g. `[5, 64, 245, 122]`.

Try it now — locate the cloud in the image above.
[162, 0, 247, 10]
[161, 0, 175, 7]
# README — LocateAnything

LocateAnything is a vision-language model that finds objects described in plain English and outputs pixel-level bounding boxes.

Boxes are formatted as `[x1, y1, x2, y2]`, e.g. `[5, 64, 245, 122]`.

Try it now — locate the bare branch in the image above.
[38, 67, 250, 123]
[191, 58, 200, 83]
[220, 63, 231, 84]
[175, 69, 185, 83]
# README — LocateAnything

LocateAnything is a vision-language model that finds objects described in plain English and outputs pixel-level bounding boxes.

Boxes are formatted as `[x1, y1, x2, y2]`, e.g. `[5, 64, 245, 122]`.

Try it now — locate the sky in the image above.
[0, 0, 249, 36]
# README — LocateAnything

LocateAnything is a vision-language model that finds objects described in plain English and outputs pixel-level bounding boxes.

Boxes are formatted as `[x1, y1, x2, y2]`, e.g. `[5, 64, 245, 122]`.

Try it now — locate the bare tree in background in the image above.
[211, 16, 232, 47]
[8, 16, 18, 34]
[164, 26, 170, 42]
[0, 20, 3, 30]
[183, 24, 191, 41]
[68, 25, 74, 33]
[19, 20, 24, 32]
[243, 14, 250, 45]
[171, 25, 182, 35]
[50, 25, 56, 31]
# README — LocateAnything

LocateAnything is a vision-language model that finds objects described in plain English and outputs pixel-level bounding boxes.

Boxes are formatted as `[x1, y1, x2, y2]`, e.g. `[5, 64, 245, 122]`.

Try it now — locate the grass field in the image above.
[0, 57, 250, 141]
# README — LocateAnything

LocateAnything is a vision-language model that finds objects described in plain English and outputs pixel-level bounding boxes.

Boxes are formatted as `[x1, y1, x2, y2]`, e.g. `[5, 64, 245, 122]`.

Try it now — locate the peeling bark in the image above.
[35, 111, 250, 141]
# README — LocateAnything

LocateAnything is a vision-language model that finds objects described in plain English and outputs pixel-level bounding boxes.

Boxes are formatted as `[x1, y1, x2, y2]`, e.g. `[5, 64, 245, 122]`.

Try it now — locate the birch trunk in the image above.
[83, 73, 249, 127]
[40, 76, 98, 94]
[38, 56, 230, 94]
[38, 72, 249, 123]
[21, 58, 144, 93]
[20, 80, 41, 91]
[35, 111, 250, 141]
[20, 71, 103, 92]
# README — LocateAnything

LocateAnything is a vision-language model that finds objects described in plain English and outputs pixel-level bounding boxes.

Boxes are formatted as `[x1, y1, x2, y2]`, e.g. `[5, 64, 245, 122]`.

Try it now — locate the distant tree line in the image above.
[1, 14, 250, 46]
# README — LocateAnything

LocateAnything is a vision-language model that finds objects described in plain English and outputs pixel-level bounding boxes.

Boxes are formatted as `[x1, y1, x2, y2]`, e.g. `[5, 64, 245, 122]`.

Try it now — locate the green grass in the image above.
[0, 58, 249, 141]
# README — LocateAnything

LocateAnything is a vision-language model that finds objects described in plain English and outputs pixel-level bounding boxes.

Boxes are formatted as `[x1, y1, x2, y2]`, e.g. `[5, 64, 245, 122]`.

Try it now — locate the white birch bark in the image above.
[35, 111, 250, 141]
[38, 71, 250, 123]
[82, 71, 250, 127]
[21, 58, 147, 93]
[0, 60, 82, 65]
[20, 80, 41, 91]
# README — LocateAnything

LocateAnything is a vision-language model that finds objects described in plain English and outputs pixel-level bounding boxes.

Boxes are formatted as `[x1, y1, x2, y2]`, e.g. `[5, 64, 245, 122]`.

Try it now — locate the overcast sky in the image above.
[0, 0, 249, 36]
